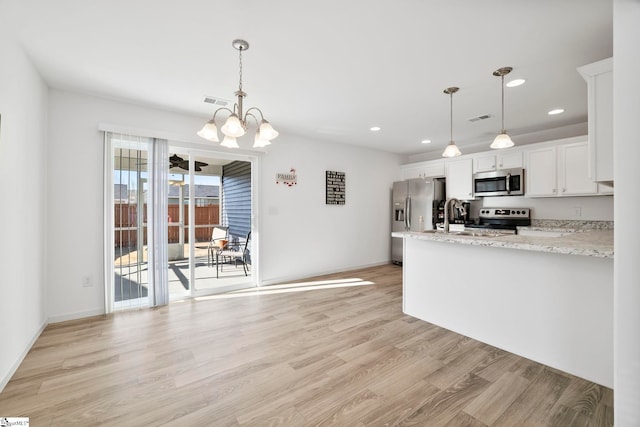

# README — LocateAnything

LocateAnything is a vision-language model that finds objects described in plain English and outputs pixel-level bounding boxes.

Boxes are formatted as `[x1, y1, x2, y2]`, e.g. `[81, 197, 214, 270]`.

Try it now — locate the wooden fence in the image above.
[114, 204, 220, 247]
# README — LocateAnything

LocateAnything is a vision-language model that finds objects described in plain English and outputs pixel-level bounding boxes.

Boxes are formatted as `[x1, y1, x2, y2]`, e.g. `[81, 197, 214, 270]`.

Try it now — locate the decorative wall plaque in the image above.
[276, 168, 297, 187]
[326, 171, 345, 205]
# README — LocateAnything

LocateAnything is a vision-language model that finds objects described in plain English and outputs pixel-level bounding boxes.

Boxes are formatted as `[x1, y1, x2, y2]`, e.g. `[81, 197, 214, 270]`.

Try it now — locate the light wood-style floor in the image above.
[0, 264, 613, 426]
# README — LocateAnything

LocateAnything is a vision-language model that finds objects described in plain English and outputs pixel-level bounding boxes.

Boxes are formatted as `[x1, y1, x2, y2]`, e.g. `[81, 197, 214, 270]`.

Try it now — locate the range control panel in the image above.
[479, 207, 530, 219]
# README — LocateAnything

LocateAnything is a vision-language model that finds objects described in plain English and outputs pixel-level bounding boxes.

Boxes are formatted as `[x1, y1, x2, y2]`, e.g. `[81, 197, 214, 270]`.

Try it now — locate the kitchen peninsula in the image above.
[392, 227, 613, 387]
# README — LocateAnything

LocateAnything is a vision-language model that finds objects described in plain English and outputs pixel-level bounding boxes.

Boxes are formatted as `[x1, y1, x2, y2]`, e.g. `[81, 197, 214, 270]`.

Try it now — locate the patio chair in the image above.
[219, 231, 251, 276]
[197, 226, 228, 267]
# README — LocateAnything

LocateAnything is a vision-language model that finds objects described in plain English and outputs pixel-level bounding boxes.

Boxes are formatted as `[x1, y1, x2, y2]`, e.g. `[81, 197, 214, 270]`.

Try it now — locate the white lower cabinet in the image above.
[446, 158, 474, 200]
[526, 139, 599, 198]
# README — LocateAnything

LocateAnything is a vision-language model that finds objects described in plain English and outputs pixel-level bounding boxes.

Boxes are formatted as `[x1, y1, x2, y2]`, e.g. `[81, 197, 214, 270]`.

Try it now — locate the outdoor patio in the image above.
[114, 243, 252, 307]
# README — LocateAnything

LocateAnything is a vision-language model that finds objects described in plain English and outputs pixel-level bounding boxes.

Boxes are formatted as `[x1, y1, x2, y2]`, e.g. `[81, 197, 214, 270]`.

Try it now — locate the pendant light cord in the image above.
[501, 74, 505, 132]
[450, 91, 453, 142]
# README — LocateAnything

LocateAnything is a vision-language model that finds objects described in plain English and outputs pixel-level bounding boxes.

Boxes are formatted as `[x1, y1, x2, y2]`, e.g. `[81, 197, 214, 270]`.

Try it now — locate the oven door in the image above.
[473, 168, 524, 196]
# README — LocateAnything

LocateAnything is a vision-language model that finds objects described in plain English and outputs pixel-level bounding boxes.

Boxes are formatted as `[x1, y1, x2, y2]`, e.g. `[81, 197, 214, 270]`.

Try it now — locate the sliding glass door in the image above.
[105, 133, 257, 312]
[168, 147, 255, 297]
[109, 135, 151, 310]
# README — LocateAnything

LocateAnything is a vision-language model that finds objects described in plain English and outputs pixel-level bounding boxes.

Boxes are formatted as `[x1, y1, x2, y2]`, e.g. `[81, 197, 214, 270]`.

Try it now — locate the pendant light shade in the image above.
[258, 120, 279, 140]
[491, 132, 514, 149]
[442, 141, 462, 157]
[491, 67, 515, 149]
[220, 135, 239, 148]
[253, 130, 272, 148]
[221, 114, 246, 138]
[197, 119, 219, 142]
[442, 87, 462, 158]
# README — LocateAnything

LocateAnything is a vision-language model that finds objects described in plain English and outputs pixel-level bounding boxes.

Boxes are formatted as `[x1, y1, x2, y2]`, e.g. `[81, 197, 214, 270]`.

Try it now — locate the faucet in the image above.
[443, 198, 467, 233]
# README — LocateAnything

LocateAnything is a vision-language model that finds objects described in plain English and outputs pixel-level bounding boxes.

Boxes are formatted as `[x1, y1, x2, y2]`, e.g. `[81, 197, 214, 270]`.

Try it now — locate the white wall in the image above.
[613, 0, 640, 424]
[259, 135, 403, 284]
[0, 19, 49, 390]
[46, 90, 213, 322]
[46, 90, 403, 321]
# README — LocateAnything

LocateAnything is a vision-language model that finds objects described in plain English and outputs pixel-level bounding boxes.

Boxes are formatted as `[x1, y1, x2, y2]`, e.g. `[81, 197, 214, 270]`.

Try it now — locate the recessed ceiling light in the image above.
[506, 78, 526, 88]
[421, 139, 432, 144]
[548, 108, 565, 115]
[370, 126, 381, 131]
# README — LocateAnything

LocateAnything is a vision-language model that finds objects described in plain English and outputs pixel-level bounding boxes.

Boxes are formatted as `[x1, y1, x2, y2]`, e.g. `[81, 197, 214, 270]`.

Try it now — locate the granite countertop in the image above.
[392, 227, 614, 258]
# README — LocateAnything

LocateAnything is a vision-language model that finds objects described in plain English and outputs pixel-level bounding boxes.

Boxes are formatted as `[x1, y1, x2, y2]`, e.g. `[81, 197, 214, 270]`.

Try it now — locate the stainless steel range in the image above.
[466, 207, 531, 234]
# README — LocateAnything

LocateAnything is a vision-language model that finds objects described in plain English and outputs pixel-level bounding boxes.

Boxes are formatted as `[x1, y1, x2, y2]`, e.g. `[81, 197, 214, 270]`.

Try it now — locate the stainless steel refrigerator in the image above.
[391, 177, 445, 265]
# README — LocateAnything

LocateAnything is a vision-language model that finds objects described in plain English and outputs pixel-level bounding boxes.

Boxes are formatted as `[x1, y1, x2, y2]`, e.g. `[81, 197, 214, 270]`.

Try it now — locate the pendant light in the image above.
[491, 66, 515, 149]
[442, 87, 462, 158]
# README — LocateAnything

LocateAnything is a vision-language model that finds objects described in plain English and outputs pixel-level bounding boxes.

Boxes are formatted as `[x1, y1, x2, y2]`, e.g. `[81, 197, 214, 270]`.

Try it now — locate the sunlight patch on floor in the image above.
[195, 278, 375, 300]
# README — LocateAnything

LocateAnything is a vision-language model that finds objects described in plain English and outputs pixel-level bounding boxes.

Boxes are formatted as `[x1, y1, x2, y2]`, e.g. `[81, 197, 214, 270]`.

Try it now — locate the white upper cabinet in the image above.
[558, 141, 598, 195]
[577, 57, 613, 183]
[401, 166, 423, 180]
[526, 146, 558, 197]
[473, 151, 523, 173]
[446, 157, 474, 200]
[498, 151, 523, 169]
[423, 161, 445, 178]
[401, 160, 445, 180]
[598, 183, 614, 195]
[526, 138, 599, 198]
[403, 136, 609, 199]
[473, 154, 497, 173]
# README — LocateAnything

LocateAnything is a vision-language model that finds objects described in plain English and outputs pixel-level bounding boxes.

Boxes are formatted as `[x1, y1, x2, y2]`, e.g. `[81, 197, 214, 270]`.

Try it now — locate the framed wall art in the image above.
[326, 170, 345, 205]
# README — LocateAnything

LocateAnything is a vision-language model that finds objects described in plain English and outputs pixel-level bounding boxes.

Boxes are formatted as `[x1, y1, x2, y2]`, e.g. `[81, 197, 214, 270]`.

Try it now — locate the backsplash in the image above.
[530, 219, 614, 230]
[480, 195, 613, 222]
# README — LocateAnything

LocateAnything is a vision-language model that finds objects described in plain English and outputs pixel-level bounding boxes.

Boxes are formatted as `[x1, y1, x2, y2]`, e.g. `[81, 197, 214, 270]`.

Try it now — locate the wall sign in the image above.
[326, 170, 345, 205]
[276, 168, 297, 187]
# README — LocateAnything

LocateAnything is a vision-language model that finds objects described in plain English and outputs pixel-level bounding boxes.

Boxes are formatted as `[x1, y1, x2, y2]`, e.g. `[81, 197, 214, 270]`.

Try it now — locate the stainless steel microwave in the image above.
[473, 168, 524, 197]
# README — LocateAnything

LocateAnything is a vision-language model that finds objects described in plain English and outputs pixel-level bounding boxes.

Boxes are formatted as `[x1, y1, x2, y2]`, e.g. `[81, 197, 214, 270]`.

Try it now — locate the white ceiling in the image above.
[5, 0, 612, 156]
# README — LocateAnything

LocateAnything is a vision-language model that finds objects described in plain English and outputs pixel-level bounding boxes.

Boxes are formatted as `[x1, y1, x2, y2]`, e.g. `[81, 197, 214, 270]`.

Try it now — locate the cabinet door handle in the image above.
[562, 188, 566, 192]
[552, 188, 557, 193]
[499, 164, 503, 167]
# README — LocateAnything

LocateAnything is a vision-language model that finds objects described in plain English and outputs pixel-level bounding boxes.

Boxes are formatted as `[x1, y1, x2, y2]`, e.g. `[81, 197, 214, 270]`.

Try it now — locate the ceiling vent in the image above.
[468, 114, 491, 123]
[203, 96, 231, 107]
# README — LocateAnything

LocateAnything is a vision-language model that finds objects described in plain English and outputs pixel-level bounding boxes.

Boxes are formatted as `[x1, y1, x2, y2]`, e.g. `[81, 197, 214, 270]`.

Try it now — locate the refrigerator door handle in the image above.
[405, 196, 411, 230]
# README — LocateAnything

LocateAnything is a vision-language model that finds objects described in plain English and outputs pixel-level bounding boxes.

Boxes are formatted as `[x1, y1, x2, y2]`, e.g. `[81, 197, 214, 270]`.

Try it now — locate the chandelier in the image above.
[197, 39, 279, 148]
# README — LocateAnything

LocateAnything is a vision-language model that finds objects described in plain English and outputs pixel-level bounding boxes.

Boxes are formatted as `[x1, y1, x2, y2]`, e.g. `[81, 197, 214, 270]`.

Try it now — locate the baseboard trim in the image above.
[259, 260, 392, 286]
[48, 308, 105, 324]
[0, 320, 48, 393]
